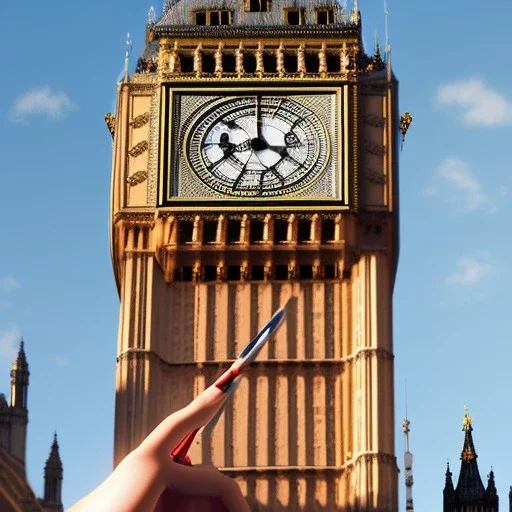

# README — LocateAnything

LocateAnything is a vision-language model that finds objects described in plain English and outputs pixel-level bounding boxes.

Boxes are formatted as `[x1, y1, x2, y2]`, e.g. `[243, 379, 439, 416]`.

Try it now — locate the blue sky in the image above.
[0, 1, 511, 510]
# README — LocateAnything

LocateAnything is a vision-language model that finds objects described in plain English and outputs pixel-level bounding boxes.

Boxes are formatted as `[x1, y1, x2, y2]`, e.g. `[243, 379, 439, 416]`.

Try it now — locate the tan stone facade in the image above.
[110, 4, 399, 509]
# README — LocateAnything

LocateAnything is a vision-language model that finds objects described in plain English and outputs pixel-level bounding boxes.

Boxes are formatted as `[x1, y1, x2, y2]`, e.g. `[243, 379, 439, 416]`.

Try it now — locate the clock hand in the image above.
[255, 95, 263, 140]
[257, 165, 286, 196]
[232, 160, 250, 191]
[208, 151, 247, 172]
[271, 98, 284, 119]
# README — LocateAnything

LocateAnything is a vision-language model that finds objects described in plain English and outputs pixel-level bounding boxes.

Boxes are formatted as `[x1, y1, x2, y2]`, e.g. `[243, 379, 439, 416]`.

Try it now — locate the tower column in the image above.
[344, 252, 397, 510]
[114, 219, 156, 465]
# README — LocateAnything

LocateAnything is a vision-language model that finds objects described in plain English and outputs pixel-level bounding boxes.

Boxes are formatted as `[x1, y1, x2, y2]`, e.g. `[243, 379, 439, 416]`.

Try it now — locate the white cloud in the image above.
[0, 276, 20, 294]
[436, 79, 512, 127]
[425, 159, 489, 212]
[9, 86, 77, 122]
[0, 326, 21, 360]
[446, 256, 492, 286]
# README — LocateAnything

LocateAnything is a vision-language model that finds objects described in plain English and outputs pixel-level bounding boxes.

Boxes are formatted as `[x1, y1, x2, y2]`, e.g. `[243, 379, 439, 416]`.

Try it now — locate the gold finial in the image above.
[400, 112, 413, 151]
[462, 405, 473, 431]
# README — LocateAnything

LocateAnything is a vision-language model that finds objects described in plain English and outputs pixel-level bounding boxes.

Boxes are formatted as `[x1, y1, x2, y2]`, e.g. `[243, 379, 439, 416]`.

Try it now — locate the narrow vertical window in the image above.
[316, 8, 334, 25]
[247, 0, 271, 13]
[210, 11, 220, 25]
[195, 11, 207, 25]
[221, 11, 231, 24]
[286, 9, 304, 25]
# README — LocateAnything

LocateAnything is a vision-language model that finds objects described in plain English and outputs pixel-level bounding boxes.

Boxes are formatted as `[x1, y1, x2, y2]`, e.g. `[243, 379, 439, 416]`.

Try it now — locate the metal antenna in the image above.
[403, 382, 414, 512]
[124, 33, 132, 83]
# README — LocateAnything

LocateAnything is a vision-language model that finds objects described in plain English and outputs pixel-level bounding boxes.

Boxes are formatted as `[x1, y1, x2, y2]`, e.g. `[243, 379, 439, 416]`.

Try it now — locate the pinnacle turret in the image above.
[445, 463, 454, 491]
[444, 407, 498, 512]
[10, 339, 29, 410]
[43, 433, 63, 511]
[45, 433, 63, 471]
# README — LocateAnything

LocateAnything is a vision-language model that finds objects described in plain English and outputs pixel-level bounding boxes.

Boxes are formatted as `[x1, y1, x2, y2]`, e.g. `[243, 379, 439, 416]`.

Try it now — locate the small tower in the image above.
[10, 340, 29, 410]
[9, 340, 29, 472]
[443, 407, 499, 511]
[402, 417, 414, 511]
[444, 462, 455, 510]
[42, 433, 64, 512]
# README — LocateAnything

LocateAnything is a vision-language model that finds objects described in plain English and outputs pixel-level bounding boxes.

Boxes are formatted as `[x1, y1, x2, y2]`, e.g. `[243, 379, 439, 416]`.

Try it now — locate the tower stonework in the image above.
[110, 1, 400, 510]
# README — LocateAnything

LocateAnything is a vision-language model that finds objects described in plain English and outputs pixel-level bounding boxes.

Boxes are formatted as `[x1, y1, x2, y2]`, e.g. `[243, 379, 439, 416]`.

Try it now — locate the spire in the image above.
[123, 33, 132, 82]
[11, 339, 28, 370]
[351, 0, 359, 23]
[10, 339, 29, 410]
[46, 433, 63, 470]
[461, 406, 477, 462]
[484, 468, 499, 509]
[384, 0, 392, 81]
[43, 433, 63, 511]
[455, 406, 486, 504]
[148, 6, 156, 25]
[443, 462, 456, 510]
[445, 462, 454, 492]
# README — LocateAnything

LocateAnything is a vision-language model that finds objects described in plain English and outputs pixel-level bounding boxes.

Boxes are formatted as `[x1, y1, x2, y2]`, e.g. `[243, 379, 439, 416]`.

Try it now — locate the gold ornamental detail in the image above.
[105, 113, 115, 139]
[126, 171, 149, 186]
[130, 112, 150, 129]
[128, 140, 149, 157]
[462, 405, 473, 431]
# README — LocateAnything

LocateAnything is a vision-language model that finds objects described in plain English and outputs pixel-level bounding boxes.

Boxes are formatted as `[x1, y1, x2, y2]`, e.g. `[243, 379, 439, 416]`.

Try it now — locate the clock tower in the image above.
[109, 1, 400, 510]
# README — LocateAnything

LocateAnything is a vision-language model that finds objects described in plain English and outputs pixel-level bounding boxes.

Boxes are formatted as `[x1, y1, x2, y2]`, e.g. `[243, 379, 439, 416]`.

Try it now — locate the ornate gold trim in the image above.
[130, 112, 150, 129]
[351, 84, 359, 212]
[104, 113, 115, 139]
[126, 171, 149, 186]
[128, 140, 149, 157]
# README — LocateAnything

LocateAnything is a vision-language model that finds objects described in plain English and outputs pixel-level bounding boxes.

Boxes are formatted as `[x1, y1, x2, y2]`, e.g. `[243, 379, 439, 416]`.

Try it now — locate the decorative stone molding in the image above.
[130, 112, 150, 129]
[362, 168, 387, 185]
[126, 171, 149, 186]
[361, 114, 386, 128]
[128, 140, 149, 157]
[363, 138, 387, 156]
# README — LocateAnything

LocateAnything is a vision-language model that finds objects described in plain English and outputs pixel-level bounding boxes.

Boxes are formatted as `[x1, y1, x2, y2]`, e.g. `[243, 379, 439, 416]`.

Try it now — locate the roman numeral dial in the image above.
[184, 96, 330, 197]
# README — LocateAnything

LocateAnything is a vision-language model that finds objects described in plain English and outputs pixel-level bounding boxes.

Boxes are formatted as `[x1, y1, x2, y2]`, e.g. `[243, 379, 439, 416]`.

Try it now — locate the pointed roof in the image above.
[455, 407, 485, 503]
[45, 433, 63, 473]
[11, 339, 28, 372]
[486, 468, 497, 496]
[444, 462, 455, 493]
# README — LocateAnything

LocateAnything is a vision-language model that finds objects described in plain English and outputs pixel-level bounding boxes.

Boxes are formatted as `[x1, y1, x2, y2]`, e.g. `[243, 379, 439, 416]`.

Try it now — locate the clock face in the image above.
[184, 96, 330, 197]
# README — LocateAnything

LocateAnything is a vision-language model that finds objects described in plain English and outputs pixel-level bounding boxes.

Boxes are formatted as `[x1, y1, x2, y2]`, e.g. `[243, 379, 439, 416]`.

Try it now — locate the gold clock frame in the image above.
[158, 82, 353, 210]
